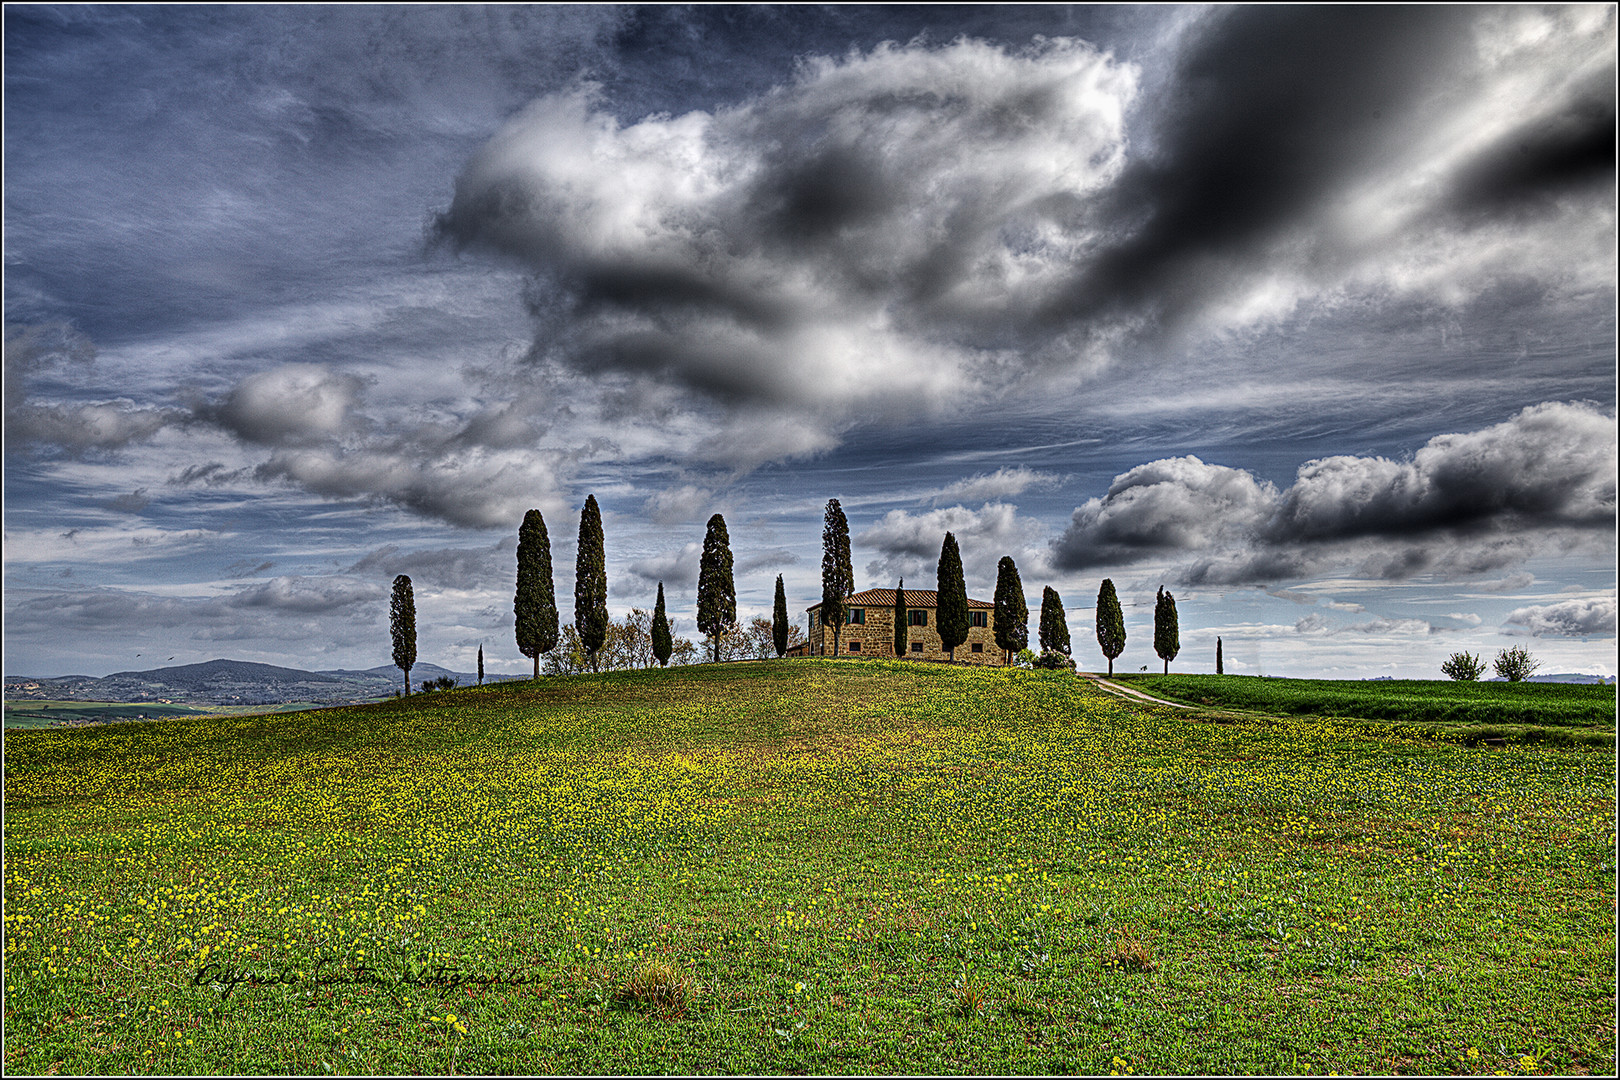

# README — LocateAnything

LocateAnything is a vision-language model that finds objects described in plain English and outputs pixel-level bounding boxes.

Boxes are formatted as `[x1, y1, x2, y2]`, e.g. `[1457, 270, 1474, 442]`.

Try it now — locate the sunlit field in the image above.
[4, 660, 1613, 1075]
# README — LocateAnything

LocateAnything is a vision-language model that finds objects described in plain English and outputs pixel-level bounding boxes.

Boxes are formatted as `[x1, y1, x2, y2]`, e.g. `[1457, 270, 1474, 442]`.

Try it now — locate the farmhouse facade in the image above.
[805, 588, 1001, 663]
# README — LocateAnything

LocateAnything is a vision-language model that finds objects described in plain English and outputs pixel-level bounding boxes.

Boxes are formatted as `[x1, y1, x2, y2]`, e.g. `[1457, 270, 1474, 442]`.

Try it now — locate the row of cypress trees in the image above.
[390, 494, 1185, 686]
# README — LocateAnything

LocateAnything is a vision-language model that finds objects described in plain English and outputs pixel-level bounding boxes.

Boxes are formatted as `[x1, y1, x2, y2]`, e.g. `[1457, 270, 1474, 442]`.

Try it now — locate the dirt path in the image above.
[1078, 673, 1195, 709]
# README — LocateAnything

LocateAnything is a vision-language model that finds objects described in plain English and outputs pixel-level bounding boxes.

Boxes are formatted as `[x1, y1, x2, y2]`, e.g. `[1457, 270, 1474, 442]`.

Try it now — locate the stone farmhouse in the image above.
[802, 588, 1001, 663]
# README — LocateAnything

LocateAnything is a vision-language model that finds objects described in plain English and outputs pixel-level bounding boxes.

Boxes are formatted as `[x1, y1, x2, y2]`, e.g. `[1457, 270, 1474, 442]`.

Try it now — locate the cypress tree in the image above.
[697, 513, 737, 663]
[1216, 636, 1224, 675]
[893, 579, 908, 658]
[574, 494, 608, 672]
[935, 532, 969, 661]
[1095, 578, 1126, 676]
[1154, 586, 1181, 674]
[1039, 586, 1071, 656]
[477, 643, 484, 686]
[772, 575, 789, 657]
[389, 574, 416, 695]
[514, 508, 559, 679]
[652, 582, 673, 667]
[992, 556, 1029, 666]
[821, 499, 853, 656]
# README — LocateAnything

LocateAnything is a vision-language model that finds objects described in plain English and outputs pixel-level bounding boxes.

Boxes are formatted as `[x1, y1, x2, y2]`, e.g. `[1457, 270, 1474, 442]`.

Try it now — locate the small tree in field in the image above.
[390, 574, 416, 696]
[992, 556, 1029, 666]
[1216, 636, 1224, 675]
[1039, 586, 1071, 657]
[652, 583, 673, 668]
[477, 643, 484, 686]
[935, 532, 969, 661]
[1095, 578, 1126, 676]
[514, 508, 559, 679]
[697, 513, 737, 663]
[1441, 651, 1486, 680]
[1153, 586, 1180, 674]
[1493, 645, 1541, 682]
[894, 579, 908, 658]
[821, 499, 853, 656]
[772, 575, 790, 657]
[575, 495, 609, 672]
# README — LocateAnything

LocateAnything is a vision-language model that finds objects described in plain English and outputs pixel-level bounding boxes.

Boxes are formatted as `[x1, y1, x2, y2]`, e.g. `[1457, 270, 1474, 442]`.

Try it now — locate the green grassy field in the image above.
[4, 661, 1614, 1075]
[1115, 674, 1616, 746]
[2, 701, 344, 730]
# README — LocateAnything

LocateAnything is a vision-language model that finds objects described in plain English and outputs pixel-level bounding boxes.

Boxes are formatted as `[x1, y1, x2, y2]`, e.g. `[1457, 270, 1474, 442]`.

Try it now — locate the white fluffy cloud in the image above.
[1503, 597, 1617, 638]
[856, 502, 1046, 588]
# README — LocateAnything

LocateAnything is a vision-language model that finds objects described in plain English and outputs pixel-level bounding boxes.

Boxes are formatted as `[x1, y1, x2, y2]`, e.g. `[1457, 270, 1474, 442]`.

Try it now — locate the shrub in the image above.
[1441, 651, 1486, 681]
[617, 958, 693, 1017]
[1035, 650, 1076, 671]
[1013, 647, 1038, 669]
[419, 675, 457, 693]
[1493, 645, 1542, 683]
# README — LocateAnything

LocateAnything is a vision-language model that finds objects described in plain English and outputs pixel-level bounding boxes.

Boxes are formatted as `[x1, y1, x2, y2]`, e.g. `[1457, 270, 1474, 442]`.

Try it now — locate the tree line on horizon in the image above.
[386, 496, 1183, 693]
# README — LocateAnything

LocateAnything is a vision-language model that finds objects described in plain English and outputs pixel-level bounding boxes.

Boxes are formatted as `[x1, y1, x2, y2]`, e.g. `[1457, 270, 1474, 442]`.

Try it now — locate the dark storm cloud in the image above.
[1447, 66, 1617, 218]
[1040, 7, 1472, 330]
[436, 6, 1613, 463]
[1053, 402, 1617, 582]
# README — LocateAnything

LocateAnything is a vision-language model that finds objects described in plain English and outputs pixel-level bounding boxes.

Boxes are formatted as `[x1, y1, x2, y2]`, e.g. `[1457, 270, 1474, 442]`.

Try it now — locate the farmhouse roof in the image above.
[806, 588, 993, 611]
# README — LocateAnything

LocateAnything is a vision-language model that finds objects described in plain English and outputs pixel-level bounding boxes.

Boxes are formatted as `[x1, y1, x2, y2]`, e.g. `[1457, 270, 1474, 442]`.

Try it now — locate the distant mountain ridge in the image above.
[4, 658, 520, 705]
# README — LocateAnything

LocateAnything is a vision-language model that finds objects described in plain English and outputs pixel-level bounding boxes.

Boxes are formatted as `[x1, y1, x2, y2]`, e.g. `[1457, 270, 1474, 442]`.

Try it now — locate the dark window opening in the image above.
[970, 611, 987, 627]
[908, 609, 928, 626]
[847, 608, 865, 625]
[971, 642, 984, 653]
[849, 640, 861, 651]
[910, 642, 924, 653]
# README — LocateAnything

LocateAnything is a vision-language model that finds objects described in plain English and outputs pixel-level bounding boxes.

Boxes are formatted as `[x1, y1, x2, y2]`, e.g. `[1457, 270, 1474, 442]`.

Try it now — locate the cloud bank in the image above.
[1053, 401, 1617, 583]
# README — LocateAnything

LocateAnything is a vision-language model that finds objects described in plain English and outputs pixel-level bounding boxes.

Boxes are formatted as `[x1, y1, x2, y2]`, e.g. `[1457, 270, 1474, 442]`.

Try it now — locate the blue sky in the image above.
[5, 5, 1615, 678]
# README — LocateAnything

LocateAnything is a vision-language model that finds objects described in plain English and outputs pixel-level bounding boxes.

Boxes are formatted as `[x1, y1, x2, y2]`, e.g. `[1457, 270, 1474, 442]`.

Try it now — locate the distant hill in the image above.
[4, 658, 522, 705]
[1488, 673, 1617, 685]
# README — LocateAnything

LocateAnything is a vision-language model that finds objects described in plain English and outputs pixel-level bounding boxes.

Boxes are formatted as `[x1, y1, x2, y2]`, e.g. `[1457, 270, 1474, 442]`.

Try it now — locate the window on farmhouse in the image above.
[847, 609, 865, 624]
[849, 640, 861, 651]
[908, 609, 927, 626]
[970, 611, 987, 628]
[910, 642, 923, 653]
[971, 643, 983, 653]
[809, 611, 817, 628]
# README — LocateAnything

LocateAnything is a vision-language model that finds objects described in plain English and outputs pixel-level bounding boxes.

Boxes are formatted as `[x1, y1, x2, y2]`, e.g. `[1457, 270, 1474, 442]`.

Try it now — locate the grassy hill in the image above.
[4, 660, 1613, 1074]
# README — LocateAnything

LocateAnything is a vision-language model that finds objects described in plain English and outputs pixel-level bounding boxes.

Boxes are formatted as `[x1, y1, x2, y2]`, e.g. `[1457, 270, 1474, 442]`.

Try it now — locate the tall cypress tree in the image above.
[390, 574, 416, 696]
[893, 579, 908, 658]
[1039, 586, 1071, 656]
[992, 556, 1029, 666]
[514, 508, 559, 679]
[477, 643, 484, 686]
[652, 582, 673, 667]
[1216, 636, 1224, 675]
[1095, 578, 1126, 676]
[574, 494, 608, 672]
[1154, 586, 1181, 674]
[935, 532, 969, 662]
[772, 575, 789, 658]
[697, 513, 737, 663]
[821, 499, 853, 656]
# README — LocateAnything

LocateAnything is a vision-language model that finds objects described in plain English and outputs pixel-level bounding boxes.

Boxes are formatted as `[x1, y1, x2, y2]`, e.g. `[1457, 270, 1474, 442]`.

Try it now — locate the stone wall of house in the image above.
[807, 603, 1005, 664]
